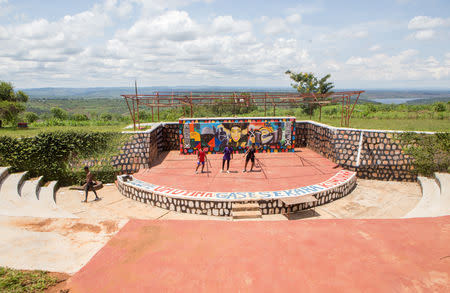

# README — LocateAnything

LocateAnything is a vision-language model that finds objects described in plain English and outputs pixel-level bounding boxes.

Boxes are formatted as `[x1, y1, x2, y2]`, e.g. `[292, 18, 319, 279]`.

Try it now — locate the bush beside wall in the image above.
[0, 131, 126, 186]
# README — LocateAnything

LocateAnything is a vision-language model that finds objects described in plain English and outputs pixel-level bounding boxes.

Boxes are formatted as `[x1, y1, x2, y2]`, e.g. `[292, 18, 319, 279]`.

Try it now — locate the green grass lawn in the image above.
[0, 267, 59, 293]
[2, 117, 447, 138]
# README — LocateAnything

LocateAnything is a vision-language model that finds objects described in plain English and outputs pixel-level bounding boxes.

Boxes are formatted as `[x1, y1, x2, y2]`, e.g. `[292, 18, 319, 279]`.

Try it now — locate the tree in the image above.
[15, 90, 29, 103]
[100, 113, 113, 121]
[285, 71, 334, 94]
[24, 112, 39, 123]
[71, 113, 89, 121]
[285, 70, 334, 115]
[0, 81, 29, 126]
[51, 107, 68, 120]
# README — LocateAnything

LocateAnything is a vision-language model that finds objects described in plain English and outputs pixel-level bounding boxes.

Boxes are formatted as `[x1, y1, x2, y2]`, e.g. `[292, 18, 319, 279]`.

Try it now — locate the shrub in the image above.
[0, 131, 128, 186]
[71, 113, 89, 121]
[50, 107, 68, 120]
[100, 113, 112, 121]
[434, 102, 446, 112]
[399, 132, 450, 176]
[24, 112, 39, 123]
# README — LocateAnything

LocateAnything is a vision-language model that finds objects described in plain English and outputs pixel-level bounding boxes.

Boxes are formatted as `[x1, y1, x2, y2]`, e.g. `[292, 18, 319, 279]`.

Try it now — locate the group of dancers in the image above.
[195, 144, 256, 174]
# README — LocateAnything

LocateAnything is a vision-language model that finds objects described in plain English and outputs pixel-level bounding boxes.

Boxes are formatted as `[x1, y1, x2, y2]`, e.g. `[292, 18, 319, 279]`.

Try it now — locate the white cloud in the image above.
[211, 16, 252, 34]
[408, 16, 450, 30]
[119, 10, 200, 42]
[263, 18, 289, 35]
[407, 16, 450, 40]
[286, 14, 301, 24]
[409, 29, 435, 40]
[344, 49, 449, 81]
[262, 13, 301, 35]
[369, 44, 381, 52]
[1, 0, 449, 88]
[445, 52, 450, 66]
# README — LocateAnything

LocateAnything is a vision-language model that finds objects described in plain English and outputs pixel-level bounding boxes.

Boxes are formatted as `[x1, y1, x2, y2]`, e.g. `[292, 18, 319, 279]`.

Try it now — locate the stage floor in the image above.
[133, 148, 342, 193]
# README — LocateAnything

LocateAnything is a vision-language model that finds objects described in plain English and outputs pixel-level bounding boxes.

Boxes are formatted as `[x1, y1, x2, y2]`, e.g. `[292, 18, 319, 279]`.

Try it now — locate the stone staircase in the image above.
[232, 202, 262, 220]
[404, 172, 450, 218]
[0, 167, 75, 218]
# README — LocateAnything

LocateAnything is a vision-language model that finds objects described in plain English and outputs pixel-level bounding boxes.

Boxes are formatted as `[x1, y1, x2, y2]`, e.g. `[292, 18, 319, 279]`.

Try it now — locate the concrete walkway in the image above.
[57, 179, 421, 220]
[0, 216, 127, 274]
[66, 217, 450, 292]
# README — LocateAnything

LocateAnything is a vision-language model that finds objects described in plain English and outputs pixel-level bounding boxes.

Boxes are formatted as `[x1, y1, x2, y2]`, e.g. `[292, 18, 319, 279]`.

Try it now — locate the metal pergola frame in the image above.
[121, 91, 364, 131]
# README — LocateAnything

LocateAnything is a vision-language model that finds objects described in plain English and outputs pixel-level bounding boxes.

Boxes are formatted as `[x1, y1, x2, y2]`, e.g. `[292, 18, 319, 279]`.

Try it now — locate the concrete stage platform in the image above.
[66, 217, 450, 292]
[134, 148, 343, 193]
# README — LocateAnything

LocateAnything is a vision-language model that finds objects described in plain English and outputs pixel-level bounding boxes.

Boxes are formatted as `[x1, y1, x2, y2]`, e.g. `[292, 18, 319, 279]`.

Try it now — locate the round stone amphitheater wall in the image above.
[111, 120, 428, 182]
[116, 171, 357, 216]
[295, 121, 421, 181]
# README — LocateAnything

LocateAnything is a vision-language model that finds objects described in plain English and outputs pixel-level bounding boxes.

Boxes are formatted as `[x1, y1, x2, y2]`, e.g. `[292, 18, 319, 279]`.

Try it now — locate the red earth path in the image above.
[67, 217, 450, 292]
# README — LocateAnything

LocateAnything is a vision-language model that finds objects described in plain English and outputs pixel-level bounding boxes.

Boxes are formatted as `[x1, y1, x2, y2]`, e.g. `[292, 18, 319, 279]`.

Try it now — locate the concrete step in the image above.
[232, 210, 262, 220]
[0, 172, 28, 202]
[38, 181, 58, 207]
[404, 177, 441, 218]
[435, 173, 450, 197]
[0, 167, 9, 184]
[20, 176, 44, 201]
[232, 202, 260, 212]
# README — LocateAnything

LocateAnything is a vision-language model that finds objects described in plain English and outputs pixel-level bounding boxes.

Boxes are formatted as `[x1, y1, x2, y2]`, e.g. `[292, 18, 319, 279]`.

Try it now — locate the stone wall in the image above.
[112, 126, 160, 174]
[111, 123, 179, 174]
[161, 123, 179, 151]
[295, 122, 335, 160]
[295, 121, 417, 181]
[113, 120, 421, 181]
[117, 174, 356, 216]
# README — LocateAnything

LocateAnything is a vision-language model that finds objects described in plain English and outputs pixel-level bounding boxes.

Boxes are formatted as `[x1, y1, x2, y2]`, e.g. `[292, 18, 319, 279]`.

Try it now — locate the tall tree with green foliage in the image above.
[0, 81, 29, 127]
[285, 70, 334, 115]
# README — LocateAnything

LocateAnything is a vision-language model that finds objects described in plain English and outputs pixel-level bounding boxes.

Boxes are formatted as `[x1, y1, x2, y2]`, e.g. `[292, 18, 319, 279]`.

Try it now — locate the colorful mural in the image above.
[179, 117, 295, 154]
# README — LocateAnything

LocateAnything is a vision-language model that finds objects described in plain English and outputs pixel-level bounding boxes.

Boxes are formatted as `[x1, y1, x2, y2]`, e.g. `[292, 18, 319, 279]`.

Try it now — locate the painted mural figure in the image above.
[227, 123, 248, 149]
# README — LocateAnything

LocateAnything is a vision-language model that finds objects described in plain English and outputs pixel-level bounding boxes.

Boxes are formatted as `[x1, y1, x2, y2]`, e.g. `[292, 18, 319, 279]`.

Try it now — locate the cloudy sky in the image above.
[0, 0, 449, 89]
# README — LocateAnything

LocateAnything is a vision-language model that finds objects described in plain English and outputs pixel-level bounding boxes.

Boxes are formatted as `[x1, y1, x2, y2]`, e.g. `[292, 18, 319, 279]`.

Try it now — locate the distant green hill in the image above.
[21, 87, 450, 105]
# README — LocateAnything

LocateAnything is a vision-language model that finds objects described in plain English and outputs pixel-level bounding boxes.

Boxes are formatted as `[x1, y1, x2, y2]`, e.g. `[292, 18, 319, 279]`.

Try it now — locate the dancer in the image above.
[221, 144, 233, 173]
[82, 166, 100, 202]
[243, 144, 256, 172]
[195, 147, 207, 174]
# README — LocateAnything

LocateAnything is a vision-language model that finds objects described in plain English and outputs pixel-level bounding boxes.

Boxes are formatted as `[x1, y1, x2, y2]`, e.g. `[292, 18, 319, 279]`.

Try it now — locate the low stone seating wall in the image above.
[117, 170, 357, 216]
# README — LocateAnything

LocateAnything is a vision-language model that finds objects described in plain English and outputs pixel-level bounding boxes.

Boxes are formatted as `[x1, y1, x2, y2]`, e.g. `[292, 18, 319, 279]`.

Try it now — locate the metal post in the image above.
[134, 80, 139, 130]
[348, 93, 361, 127]
[309, 103, 312, 120]
[190, 92, 193, 117]
[157, 92, 160, 121]
[273, 98, 275, 116]
[346, 96, 350, 127]
[124, 97, 135, 131]
[136, 100, 140, 130]
[131, 97, 136, 131]
[319, 105, 322, 122]
[264, 92, 267, 116]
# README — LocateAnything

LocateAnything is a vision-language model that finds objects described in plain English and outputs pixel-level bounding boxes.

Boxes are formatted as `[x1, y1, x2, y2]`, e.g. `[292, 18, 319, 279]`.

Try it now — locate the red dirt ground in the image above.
[133, 148, 342, 192]
[67, 216, 450, 292]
